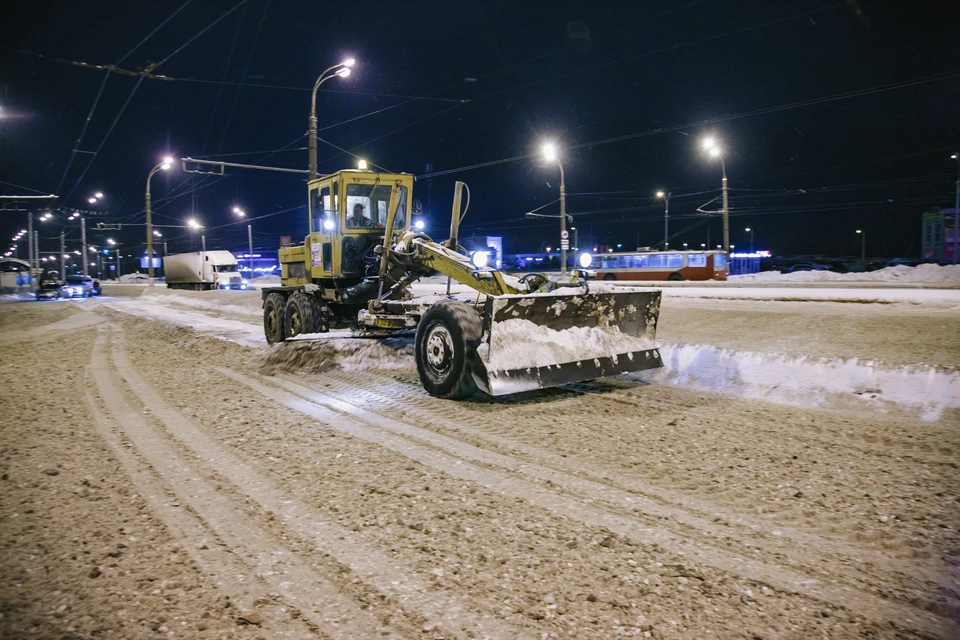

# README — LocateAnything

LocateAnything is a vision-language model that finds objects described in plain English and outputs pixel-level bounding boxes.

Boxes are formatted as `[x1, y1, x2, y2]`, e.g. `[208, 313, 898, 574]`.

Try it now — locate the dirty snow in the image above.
[480, 318, 656, 371]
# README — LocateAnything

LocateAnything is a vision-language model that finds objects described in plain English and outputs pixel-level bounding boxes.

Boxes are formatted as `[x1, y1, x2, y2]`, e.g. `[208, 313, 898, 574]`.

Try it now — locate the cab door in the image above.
[308, 179, 339, 278]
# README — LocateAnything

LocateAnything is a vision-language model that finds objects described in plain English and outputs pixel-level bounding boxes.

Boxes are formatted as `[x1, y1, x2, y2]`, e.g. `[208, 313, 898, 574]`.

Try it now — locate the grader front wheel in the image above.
[415, 300, 482, 399]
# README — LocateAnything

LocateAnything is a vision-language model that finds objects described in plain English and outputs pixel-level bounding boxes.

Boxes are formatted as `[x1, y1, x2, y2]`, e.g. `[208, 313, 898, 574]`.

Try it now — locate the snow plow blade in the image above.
[474, 287, 663, 396]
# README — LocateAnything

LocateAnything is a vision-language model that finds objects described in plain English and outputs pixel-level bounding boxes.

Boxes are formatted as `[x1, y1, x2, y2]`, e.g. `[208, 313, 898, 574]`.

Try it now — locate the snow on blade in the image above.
[640, 343, 960, 421]
[479, 318, 655, 372]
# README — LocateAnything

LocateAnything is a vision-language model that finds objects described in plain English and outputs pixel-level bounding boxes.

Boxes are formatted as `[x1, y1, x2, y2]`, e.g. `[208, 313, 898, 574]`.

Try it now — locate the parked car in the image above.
[884, 258, 919, 268]
[36, 272, 68, 300]
[787, 262, 830, 273]
[64, 275, 95, 297]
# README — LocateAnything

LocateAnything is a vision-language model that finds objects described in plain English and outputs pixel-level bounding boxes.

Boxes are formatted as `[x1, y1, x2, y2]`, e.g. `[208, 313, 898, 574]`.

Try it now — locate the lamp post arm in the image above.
[308, 70, 346, 179]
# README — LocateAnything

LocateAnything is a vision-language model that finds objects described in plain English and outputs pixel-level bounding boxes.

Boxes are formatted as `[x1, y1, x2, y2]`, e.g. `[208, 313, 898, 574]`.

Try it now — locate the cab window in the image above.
[312, 185, 336, 233]
[345, 183, 407, 230]
[713, 253, 728, 268]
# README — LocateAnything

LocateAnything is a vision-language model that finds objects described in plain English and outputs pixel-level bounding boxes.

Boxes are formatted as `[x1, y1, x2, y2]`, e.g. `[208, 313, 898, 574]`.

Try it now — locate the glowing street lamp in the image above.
[540, 141, 569, 275]
[308, 58, 356, 179]
[146, 156, 175, 281]
[187, 218, 205, 252]
[232, 206, 246, 217]
[701, 135, 730, 253]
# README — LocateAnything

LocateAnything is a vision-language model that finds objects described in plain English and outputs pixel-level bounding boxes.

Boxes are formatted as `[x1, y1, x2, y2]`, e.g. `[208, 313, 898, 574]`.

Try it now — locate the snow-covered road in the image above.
[2, 284, 958, 639]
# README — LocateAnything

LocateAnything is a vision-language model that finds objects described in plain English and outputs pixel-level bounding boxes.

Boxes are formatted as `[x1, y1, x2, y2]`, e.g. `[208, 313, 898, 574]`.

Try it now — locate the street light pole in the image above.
[857, 229, 866, 263]
[558, 161, 567, 275]
[657, 191, 671, 249]
[308, 59, 355, 178]
[81, 217, 87, 276]
[145, 157, 173, 283]
[27, 213, 34, 288]
[59, 231, 65, 280]
[745, 227, 754, 253]
[541, 142, 568, 275]
[702, 136, 730, 253]
[951, 153, 959, 264]
[720, 157, 729, 253]
[248, 224, 254, 276]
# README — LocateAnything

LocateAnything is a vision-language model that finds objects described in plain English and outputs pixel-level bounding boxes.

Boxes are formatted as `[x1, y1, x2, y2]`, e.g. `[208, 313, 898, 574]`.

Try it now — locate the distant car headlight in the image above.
[471, 251, 489, 268]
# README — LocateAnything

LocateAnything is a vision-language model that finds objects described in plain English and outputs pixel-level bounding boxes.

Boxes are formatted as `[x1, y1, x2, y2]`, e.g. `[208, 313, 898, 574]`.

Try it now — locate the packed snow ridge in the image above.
[731, 263, 960, 283]
[480, 318, 655, 371]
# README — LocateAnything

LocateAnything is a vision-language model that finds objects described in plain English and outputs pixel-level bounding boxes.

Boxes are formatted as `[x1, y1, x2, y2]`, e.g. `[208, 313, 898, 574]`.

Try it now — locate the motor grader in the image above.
[260, 168, 663, 398]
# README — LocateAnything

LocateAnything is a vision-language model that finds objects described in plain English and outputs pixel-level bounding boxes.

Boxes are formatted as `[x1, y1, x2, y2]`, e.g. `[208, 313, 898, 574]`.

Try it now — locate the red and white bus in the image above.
[579, 250, 728, 281]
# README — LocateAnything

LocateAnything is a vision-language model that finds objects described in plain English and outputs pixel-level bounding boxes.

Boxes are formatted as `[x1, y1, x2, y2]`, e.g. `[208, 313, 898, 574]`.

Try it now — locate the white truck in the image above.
[163, 251, 247, 290]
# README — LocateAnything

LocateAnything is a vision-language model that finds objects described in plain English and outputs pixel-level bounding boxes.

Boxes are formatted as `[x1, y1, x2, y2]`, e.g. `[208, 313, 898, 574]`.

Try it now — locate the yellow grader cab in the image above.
[260, 169, 663, 398]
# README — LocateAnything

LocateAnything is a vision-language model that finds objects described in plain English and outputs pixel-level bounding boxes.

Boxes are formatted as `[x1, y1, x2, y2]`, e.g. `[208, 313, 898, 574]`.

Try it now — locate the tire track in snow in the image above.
[220, 366, 958, 639]
[270, 371, 946, 592]
[0, 309, 103, 345]
[88, 326, 389, 639]
[107, 326, 522, 640]
[82, 373, 319, 638]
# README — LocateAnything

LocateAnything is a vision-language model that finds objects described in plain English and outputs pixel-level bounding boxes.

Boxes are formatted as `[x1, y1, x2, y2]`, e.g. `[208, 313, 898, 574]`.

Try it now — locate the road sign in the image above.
[560, 239, 570, 250]
[560, 230, 569, 240]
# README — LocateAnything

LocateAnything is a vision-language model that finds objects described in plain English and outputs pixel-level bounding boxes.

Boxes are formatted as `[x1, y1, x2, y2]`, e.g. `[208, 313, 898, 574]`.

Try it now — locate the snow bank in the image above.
[257, 336, 414, 374]
[118, 273, 150, 283]
[640, 343, 960, 421]
[660, 287, 960, 306]
[102, 298, 266, 347]
[731, 263, 960, 284]
[480, 318, 655, 371]
[140, 289, 262, 318]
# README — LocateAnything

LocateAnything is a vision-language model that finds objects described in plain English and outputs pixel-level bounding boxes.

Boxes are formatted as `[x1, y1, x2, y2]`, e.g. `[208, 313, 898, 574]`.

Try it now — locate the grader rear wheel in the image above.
[284, 292, 321, 338]
[263, 293, 287, 344]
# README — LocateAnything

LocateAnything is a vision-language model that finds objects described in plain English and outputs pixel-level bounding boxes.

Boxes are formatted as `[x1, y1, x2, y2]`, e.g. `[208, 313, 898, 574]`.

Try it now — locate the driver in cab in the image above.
[346, 203, 382, 229]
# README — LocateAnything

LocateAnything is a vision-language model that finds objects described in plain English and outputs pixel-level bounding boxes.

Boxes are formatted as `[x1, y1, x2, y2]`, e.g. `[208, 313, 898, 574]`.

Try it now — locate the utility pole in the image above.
[81, 217, 88, 276]
[247, 224, 254, 276]
[59, 231, 65, 280]
[33, 230, 39, 278]
[27, 213, 34, 288]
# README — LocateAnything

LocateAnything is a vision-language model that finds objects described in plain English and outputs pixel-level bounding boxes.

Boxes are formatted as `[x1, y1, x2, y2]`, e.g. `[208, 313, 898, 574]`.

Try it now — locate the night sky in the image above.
[2, 0, 958, 263]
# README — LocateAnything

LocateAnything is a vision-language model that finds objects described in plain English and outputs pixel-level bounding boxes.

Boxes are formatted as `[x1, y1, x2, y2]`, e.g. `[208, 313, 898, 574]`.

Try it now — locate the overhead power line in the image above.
[417, 69, 960, 181]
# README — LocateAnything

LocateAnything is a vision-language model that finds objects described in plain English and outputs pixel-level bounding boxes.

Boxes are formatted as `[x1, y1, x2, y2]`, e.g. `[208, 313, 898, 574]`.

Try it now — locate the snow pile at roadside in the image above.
[257, 336, 414, 374]
[1, 292, 36, 302]
[140, 288, 262, 318]
[731, 263, 960, 283]
[640, 343, 960, 421]
[480, 318, 655, 371]
[249, 274, 281, 288]
[118, 273, 150, 283]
